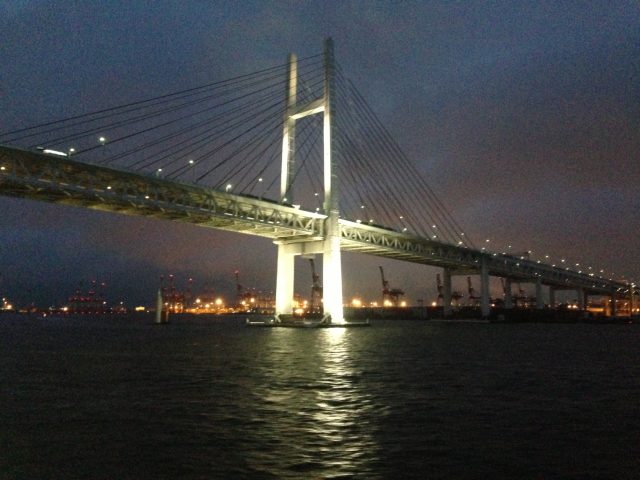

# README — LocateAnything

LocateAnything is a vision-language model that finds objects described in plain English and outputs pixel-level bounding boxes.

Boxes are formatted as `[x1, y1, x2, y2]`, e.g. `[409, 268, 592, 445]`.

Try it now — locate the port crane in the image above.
[379, 266, 404, 306]
[308, 258, 323, 313]
[467, 276, 481, 306]
[235, 270, 255, 310]
[160, 275, 191, 314]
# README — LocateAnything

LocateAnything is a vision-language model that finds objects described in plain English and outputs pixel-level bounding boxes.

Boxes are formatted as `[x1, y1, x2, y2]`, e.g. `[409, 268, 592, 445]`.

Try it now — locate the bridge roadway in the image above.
[0, 145, 628, 298]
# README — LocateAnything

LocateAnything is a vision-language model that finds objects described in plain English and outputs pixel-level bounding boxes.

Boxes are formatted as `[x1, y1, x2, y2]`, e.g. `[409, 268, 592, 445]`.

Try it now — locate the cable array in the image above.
[333, 64, 474, 247]
[0, 54, 324, 201]
[0, 51, 473, 247]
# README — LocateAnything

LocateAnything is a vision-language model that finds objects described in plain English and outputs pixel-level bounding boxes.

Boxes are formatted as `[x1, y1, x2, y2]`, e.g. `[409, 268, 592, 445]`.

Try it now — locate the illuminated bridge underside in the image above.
[0, 146, 325, 241]
[0, 145, 626, 296]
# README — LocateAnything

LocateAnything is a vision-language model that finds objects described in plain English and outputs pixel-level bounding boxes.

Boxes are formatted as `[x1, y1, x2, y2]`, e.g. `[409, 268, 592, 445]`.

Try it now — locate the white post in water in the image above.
[274, 38, 344, 323]
[155, 288, 163, 324]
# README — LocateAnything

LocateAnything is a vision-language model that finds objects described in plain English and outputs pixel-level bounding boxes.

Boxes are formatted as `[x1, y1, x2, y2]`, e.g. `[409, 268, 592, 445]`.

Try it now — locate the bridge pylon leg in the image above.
[275, 244, 295, 315]
[323, 212, 344, 323]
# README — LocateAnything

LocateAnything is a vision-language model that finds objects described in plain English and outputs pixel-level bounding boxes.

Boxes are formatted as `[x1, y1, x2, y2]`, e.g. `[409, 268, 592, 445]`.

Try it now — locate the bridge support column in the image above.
[610, 288, 617, 317]
[443, 268, 452, 317]
[323, 212, 344, 323]
[504, 278, 513, 309]
[576, 288, 585, 311]
[549, 287, 556, 308]
[535, 279, 543, 309]
[275, 244, 296, 315]
[480, 257, 490, 318]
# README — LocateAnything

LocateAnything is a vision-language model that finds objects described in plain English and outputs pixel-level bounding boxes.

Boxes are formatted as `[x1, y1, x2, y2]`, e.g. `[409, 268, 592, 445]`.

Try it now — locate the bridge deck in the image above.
[0, 145, 628, 297]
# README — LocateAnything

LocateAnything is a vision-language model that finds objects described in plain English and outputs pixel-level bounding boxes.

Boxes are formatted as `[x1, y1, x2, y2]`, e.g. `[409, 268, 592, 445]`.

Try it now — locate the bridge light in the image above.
[361, 205, 365, 209]
[98, 136, 107, 144]
[402, 227, 407, 232]
[226, 184, 233, 192]
[258, 177, 263, 182]
[399, 215, 404, 219]
[0, 166, 5, 171]
[188, 159, 194, 165]
[43, 149, 68, 157]
[68, 147, 76, 156]
[106, 185, 112, 190]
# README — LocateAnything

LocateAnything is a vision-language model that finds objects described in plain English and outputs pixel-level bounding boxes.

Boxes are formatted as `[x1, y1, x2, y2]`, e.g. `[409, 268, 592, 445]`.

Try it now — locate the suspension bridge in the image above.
[0, 39, 634, 323]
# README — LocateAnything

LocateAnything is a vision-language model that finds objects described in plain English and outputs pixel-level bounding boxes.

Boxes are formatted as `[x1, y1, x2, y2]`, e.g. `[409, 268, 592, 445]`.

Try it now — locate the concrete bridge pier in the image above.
[549, 287, 556, 308]
[535, 279, 544, 309]
[576, 287, 586, 311]
[274, 233, 344, 323]
[442, 268, 453, 317]
[503, 278, 513, 309]
[610, 287, 617, 317]
[480, 257, 490, 318]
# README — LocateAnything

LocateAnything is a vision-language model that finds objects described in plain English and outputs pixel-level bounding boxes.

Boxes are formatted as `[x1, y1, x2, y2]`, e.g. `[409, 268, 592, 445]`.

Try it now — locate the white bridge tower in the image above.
[274, 38, 344, 323]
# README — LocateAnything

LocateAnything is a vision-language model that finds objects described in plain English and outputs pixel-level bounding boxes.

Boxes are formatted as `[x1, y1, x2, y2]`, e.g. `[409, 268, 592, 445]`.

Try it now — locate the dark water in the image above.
[1, 315, 638, 479]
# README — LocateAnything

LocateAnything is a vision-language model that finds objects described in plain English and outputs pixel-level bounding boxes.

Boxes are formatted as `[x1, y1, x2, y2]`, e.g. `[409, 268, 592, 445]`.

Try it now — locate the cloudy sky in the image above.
[1, 1, 638, 307]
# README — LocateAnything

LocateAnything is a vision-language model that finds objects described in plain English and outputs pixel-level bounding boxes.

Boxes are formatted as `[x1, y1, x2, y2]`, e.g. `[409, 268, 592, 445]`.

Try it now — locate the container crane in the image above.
[235, 270, 255, 311]
[379, 266, 404, 306]
[467, 276, 481, 306]
[309, 258, 323, 313]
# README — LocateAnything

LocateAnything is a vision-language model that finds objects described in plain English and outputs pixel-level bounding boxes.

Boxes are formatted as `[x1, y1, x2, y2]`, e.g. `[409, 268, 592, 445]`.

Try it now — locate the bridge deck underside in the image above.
[0, 146, 324, 241]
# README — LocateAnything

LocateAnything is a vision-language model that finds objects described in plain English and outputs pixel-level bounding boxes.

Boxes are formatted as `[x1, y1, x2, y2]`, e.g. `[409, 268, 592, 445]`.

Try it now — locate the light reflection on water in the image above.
[245, 327, 382, 478]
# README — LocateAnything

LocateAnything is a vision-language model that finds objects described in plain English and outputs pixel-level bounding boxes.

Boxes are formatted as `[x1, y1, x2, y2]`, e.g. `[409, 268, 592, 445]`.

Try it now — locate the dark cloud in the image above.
[1, 1, 638, 307]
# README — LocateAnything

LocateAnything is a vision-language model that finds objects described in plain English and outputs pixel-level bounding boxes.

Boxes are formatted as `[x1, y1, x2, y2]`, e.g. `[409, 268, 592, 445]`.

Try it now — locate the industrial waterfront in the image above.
[1, 313, 637, 479]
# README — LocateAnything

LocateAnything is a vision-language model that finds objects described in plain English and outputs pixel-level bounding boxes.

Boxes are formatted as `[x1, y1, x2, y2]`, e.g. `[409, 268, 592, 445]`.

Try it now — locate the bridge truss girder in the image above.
[339, 220, 627, 296]
[0, 146, 325, 241]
